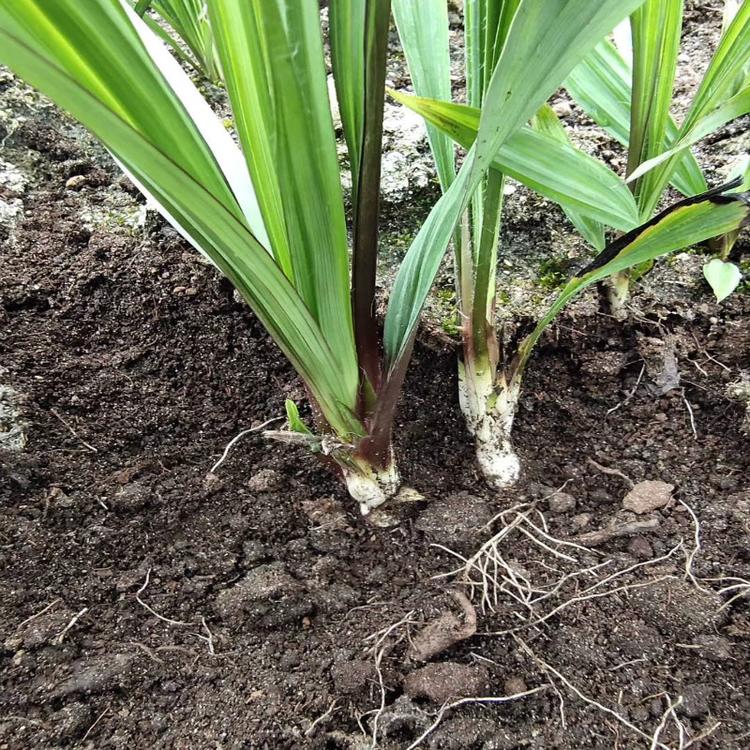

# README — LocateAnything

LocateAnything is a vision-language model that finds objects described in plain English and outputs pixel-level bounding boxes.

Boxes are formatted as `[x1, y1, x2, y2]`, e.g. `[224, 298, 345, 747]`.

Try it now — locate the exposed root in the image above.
[136, 568, 192, 627]
[514, 636, 672, 749]
[304, 699, 339, 738]
[363, 610, 418, 748]
[209, 416, 283, 473]
[432, 497, 689, 637]
[54, 607, 89, 644]
[404, 686, 550, 750]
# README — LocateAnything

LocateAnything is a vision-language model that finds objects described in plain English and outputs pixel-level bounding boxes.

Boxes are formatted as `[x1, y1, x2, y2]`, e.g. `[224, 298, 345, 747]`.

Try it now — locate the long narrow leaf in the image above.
[209, 1, 293, 278]
[0, 4, 363, 438]
[389, 91, 639, 232]
[630, 2, 750, 202]
[565, 40, 707, 198]
[384, 0, 647, 370]
[392, 0, 455, 189]
[532, 104, 606, 249]
[628, 0, 683, 215]
[329, 1, 366, 190]
[331, 0, 391, 391]
[210, 0, 359, 396]
[627, 86, 750, 182]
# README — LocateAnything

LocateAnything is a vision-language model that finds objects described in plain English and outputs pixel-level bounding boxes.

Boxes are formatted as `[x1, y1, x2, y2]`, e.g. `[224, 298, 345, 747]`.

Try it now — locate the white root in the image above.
[458, 362, 521, 489]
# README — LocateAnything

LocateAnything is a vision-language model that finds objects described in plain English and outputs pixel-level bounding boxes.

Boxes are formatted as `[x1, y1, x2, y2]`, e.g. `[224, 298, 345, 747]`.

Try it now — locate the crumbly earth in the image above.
[2, 4, 750, 749]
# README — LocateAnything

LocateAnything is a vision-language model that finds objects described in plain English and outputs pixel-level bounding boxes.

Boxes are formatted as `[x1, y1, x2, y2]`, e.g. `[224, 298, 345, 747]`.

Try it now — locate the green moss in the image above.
[536, 257, 569, 290]
[737, 259, 750, 293]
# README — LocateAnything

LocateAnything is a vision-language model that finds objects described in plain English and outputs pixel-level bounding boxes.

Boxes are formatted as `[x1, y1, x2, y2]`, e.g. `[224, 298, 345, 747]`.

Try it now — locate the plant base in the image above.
[459, 361, 521, 489]
[607, 271, 630, 321]
[341, 458, 400, 515]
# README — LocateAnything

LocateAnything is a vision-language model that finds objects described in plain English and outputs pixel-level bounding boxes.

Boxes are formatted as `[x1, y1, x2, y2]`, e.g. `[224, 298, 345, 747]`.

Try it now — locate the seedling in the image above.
[394, 0, 750, 488]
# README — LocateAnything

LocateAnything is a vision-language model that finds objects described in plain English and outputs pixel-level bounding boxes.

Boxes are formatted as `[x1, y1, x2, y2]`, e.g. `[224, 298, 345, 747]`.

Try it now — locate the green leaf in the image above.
[627, 85, 750, 183]
[285, 400, 314, 435]
[209, 0, 359, 401]
[392, 0, 455, 189]
[565, 40, 707, 198]
[389, 91, 639, 232]
[138, 1, 223, 83]
[0, 3, 364, 440]
[515, 185, 750, 376]
[465, 0, 521, 106]
[384, 0, 648, 370]
[209, 0, 293, 278]
[703, 258, 742, 301]
[329, 0, 366, 189]
[532, 104, 606, 249]
[627, 0, 684, 216]
[686, 0, 750, 129]
[629, 2, 750, 200]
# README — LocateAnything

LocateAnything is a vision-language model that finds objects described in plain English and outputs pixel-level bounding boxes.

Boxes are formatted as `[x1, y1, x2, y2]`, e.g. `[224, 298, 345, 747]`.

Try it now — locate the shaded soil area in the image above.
[3, 10, 750, 750]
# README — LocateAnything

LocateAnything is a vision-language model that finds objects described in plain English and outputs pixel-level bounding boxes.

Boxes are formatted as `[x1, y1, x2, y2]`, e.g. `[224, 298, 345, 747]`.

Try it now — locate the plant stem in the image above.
[608, 269, 631, 320]
[351, 0, 391, 395]
[458, 356, 521, 488]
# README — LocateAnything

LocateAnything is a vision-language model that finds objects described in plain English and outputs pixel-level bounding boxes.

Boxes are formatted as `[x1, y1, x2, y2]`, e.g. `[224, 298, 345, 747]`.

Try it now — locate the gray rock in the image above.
[114, 482, 150, 511]
[571, 512, 592, 530]
[503, 676, 528, 695]
[552, 99, 573, 118]
[65, 174, 88, 190]
[0, 382, 26, 451]
[623, 481, 674, 514]
[627, 536, 654, 560]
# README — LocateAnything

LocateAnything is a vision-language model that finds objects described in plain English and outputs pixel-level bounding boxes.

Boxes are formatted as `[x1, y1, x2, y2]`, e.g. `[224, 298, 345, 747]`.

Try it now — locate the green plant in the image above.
[133, 0, 224, 85]
[394, 0, 750, 488]
[564, 0, 750, 312]
[2, 0, 667, 511]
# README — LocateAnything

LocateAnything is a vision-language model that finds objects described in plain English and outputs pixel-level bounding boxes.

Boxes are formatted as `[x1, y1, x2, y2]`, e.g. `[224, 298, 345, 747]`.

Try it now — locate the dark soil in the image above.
[2, 7, 750, 750]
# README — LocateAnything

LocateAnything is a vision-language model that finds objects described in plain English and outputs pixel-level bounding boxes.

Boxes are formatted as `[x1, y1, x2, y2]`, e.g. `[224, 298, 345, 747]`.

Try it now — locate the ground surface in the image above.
[2, 3, 750, 749]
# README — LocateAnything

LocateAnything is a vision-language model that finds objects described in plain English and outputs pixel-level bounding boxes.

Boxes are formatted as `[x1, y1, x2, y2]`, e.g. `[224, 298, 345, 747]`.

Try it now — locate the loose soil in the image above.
[2, 5, 750, 749]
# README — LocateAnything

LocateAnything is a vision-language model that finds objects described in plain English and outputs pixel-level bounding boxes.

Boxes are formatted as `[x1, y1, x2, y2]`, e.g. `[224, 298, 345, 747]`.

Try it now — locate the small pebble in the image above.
[628, 536, 654, 560]
[247, 468, 282, 493]
[548, 492, 576, 514]
[65, 174, 87, 190]
[552, 99, 572, 117]
[622, 480, 674, 514]
[571, 512, 592, 530]
[504, 676, 528, 695]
